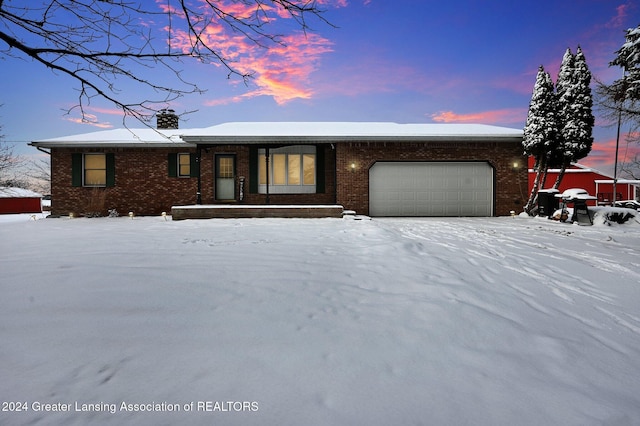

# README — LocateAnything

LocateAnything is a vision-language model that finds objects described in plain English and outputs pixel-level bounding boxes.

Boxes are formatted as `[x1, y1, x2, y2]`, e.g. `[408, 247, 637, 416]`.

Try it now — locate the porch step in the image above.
[171, 204, 344, 220]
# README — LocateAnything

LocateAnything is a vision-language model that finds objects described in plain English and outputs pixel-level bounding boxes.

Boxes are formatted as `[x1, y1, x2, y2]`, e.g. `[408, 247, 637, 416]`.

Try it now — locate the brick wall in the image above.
[51, 148, 198, 216]
[50, 141, 524, 217]
[50, 144, 337, 216]
[335, 140, 527, 216]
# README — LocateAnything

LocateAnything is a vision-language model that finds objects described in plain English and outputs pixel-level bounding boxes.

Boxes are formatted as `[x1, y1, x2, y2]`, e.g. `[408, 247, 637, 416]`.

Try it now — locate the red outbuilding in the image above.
[0, 187, 43, 214]
[528, 158, 640, 206]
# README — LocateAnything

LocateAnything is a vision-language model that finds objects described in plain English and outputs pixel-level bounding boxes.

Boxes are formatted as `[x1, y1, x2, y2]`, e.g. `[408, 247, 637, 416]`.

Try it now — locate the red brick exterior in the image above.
[51, 148, 198, 216]
[335, 140, 527, 216]
[50, 144, 337, 216]
[49, 140, 525, 217]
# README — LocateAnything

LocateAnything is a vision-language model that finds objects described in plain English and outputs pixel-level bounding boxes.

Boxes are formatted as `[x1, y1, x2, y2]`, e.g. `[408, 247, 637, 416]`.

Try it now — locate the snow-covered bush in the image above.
[592, 207, 639, 226]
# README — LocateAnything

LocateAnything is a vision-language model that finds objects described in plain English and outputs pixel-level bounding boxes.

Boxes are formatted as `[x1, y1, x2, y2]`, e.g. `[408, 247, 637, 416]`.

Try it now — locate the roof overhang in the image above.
[30, 122, 524, 148]
[29, 128, 191, 149]
[29, 141, 193, 148]
[181, 122, 524, 145]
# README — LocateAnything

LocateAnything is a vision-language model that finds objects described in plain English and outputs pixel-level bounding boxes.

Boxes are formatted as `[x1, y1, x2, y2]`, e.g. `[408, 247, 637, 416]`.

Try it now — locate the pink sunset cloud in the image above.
[581, 133, 640, 174]
[605, 3, 631, 29]
[566, 2, 636, 79]
[158, 1, 336, 105]
[242, 33, 334, 104]
[315, 0, 349, 7]
[64, 113, 114, 129]
[430, 108, 527, 125]
[62, 103, 171, 129]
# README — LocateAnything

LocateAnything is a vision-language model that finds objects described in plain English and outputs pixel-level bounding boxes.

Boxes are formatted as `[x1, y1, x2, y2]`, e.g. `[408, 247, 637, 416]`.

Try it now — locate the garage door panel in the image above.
[369, 162, 493, 217]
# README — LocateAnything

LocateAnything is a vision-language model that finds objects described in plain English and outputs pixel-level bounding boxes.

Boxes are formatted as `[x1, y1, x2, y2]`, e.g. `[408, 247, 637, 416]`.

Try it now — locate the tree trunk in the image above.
[540, 166, 549, 191]
[524, 155, 546, 215]
[552, 160, 569, 190]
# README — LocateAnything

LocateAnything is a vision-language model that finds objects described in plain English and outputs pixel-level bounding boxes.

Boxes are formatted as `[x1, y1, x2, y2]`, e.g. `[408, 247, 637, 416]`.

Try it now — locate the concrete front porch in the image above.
[171, 204, 344, 220]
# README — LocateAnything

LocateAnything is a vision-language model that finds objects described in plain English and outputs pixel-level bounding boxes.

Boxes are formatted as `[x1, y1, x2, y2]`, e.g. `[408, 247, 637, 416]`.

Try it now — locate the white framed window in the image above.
[258, 146, 316, 194]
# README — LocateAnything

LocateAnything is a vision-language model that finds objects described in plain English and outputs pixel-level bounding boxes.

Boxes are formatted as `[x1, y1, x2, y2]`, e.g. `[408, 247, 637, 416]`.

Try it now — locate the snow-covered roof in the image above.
[180, 122, 524, 143]
[530, 162, 616, 180]
[30, 128, 186, 148]
[594, 179, 640, 185]
[30, 122, 523, 148]
[0, 187, 43, 198]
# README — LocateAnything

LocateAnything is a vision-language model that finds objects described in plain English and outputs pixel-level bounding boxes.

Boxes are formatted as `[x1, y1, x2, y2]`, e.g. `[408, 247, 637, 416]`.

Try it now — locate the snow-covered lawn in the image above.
[1, 214, 639, 425]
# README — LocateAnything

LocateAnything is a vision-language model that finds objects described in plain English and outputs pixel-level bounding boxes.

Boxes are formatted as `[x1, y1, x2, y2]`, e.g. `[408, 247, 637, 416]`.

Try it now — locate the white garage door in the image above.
[369, 162, 494, 217]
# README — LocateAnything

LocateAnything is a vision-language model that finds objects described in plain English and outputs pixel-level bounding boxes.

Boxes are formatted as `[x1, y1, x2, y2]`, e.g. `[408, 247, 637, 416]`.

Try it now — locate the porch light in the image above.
[350, 162, 356, 171]
[512, 161, 520, 171]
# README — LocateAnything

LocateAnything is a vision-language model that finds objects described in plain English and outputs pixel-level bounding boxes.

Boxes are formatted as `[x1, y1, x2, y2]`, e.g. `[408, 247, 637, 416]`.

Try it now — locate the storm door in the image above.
[215, 155, 236, 201]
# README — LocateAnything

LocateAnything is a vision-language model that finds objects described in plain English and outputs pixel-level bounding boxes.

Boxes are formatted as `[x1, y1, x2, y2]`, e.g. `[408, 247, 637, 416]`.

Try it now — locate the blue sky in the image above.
[1, 0, 638, 175]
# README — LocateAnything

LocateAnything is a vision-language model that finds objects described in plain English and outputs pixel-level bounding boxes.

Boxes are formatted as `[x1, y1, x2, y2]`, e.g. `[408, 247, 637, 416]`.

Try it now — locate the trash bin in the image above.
[537, 189, 560, 217]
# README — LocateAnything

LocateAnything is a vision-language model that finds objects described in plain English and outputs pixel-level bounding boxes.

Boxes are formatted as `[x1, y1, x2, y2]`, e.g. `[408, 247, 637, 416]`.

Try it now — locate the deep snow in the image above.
[1, 214, 639, 425]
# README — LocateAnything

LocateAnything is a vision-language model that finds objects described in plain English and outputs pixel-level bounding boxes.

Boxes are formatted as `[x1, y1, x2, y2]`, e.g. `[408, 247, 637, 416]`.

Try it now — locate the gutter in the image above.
[35, 146, 51, 156]
[29, 142, 195, 149]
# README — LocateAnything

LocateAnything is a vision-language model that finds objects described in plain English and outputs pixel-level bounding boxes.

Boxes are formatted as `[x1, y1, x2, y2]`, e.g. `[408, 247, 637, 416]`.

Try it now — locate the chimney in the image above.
[156, 109, 179, 129]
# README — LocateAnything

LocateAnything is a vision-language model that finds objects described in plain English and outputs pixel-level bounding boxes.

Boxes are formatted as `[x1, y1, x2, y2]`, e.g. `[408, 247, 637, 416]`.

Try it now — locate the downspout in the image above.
[196, 145, 202, 205]
[35, 147, 51, 156]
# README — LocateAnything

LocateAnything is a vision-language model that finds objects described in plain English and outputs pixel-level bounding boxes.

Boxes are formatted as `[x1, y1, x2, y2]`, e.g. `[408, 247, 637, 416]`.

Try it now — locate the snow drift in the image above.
[1, 215, 639, 425]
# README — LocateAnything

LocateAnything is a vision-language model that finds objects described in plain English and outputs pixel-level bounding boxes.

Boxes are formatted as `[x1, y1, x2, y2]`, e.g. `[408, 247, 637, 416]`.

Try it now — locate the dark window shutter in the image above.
[189, 153, 199, 178]
[249, 147, 258, 193]
[71, 153, 83, 187]
[316, 145, 325, 193]
[168, 153, 178, 177]
[106, 153, 116, 187]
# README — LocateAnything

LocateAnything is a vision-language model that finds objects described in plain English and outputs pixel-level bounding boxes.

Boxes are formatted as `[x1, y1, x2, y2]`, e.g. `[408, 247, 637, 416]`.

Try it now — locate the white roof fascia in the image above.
[594, 179, 640, 185]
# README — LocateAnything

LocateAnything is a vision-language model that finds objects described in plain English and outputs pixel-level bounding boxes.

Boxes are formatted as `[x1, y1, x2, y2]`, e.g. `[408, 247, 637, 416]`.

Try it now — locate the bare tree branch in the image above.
[0, 0, 333, 123]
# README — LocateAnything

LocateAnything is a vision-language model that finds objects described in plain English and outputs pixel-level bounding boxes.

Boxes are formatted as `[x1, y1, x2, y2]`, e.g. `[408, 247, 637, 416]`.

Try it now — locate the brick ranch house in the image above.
[30, 115, 526, 218]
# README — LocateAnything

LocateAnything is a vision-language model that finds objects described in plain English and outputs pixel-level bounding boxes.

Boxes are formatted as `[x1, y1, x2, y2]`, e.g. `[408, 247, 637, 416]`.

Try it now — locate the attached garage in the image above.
[369, 162, 494, 217]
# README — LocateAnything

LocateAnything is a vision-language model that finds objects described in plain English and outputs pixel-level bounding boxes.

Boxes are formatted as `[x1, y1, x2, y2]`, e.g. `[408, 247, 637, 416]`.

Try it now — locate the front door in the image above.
[215, 155, 236, 201]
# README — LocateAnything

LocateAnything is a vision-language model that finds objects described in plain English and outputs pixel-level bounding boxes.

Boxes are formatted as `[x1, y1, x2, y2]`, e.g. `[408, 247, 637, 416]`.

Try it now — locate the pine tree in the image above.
[597, 25, 640, 179]
[554, 48, 576, 164]
[553, 46, 594, 189]
[611, 25, 640, 101]
[523, 66, 559, 214]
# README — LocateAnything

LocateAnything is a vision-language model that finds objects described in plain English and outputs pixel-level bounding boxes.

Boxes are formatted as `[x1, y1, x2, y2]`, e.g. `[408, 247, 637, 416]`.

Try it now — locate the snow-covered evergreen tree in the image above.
[553, 46, 594, 188]
[523, 66, 558, 214]
[598, 25, 640, 179]
[554, 48, 576, 164]
[572, 47, 595, 158]
[611, 25, 640, 101]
